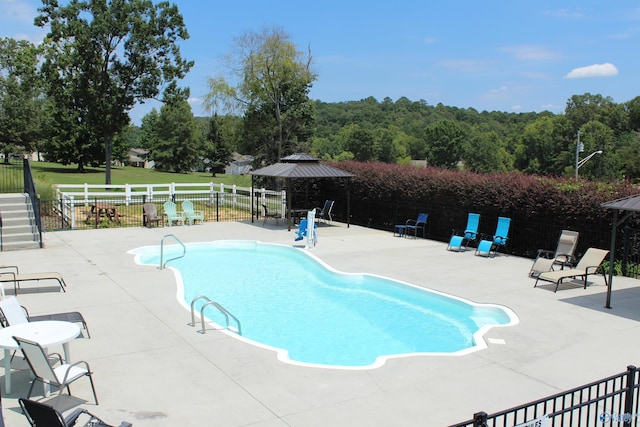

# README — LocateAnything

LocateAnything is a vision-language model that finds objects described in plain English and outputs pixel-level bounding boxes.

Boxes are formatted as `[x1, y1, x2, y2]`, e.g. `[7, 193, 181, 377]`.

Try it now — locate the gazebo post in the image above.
[287, 178, 293, 231]
[606, 210, 617, 309]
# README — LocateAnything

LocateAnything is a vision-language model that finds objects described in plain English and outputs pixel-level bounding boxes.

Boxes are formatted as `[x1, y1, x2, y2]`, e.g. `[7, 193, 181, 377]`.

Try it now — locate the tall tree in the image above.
[35, 0, 193, 181]
[205, 26, 316, 165]
[0, 38, 45, 161]
[424, 120, 466, 169]
[149, 97, 200, 173]
[202, 114, 232, 177]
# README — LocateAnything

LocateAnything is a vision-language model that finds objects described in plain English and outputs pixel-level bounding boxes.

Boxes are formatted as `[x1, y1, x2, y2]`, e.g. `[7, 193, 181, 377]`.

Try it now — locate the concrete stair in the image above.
[0, 193, 41, 251]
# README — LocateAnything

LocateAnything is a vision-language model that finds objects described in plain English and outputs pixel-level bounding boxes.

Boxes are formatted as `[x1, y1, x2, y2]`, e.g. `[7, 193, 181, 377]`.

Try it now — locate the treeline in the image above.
[309, 94, 640, 181]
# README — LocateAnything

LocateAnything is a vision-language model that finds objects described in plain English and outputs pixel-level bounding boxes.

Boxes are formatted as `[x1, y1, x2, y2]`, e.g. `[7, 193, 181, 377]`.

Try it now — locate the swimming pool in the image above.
[129, 240, 518, 369]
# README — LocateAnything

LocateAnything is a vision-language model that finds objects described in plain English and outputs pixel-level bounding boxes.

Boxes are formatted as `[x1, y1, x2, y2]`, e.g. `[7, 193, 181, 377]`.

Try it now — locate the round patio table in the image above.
[0, 320, 80, 393]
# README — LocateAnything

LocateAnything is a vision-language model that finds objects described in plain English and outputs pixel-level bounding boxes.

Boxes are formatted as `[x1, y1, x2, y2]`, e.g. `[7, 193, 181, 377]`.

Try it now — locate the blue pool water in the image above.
[129, 240, 518, 369]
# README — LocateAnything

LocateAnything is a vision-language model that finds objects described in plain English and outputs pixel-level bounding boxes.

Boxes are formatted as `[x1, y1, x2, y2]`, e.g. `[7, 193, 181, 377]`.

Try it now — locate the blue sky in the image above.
[1, 0, 639, 124]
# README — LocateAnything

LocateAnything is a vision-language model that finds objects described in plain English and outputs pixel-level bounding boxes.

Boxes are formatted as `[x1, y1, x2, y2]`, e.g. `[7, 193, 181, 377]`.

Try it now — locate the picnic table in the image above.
[85, 203, 124, 224]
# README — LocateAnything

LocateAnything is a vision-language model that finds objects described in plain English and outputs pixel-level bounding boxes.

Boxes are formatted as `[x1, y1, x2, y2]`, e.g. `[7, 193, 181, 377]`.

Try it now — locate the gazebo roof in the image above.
[601, 193, 640, 213]
[251, 153, 354, 179]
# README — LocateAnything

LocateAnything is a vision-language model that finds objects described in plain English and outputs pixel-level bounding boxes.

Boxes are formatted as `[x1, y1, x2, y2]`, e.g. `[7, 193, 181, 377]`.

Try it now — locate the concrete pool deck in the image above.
[1, 221, 640, 426]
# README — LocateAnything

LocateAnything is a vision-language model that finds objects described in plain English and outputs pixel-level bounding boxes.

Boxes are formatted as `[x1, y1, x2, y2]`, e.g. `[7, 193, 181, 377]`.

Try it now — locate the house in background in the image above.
[129, 148, 154, 169]
[225, 153, 253, 175]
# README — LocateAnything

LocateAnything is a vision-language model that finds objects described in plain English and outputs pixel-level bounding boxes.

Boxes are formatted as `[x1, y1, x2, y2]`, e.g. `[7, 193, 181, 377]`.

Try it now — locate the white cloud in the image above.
[488, 85, 509, 94]
[544, 8, 583, 19]
[511, 104, 522, 111]
[439, 59, 488, 72]
[564, 63, 618, 79]
[501, 45, 561, 61]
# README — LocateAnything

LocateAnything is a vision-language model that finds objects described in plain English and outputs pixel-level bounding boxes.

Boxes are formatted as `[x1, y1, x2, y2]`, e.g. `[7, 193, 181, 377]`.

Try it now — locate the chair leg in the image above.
[88, 372, 99, 405]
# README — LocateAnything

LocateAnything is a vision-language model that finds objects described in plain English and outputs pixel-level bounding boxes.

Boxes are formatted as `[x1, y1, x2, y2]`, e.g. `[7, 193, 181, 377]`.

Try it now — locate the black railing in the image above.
[449, 365, 640, 427]
[622, 228, 640, 278]
[23, 159, 43, 248]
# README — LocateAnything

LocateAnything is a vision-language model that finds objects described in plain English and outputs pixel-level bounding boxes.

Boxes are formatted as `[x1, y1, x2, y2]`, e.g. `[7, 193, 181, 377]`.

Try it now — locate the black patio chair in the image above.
[19, 398, 132, 427]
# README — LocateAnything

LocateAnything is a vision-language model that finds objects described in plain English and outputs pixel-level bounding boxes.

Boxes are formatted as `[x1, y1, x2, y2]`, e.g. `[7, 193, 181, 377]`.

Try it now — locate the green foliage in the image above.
[424, 120, 466, 168]
[35, 0, 193, 182]
[202, 115, 233, 176]
[149, 98, 200, 173]
[0, 38, 45, 157]
[205, 26, 316, 165]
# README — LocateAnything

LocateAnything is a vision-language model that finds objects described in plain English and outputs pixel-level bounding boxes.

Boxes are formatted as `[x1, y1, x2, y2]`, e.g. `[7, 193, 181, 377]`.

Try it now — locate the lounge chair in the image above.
[315, 200, 334, 224]
[0, 266, 66, 294]
[475, 216, 511, 257]
[163, 201, 184, 226]
[529, 230, 579, 278]
[13, 335, 98, 404]
[400, 213, 428, 239]
[142, 203, 164, 227]
[261, 204, 281, 225]
[182, 200, 204, 225]
[534, 247, 609, 292]
[447, 213, 480, 251]
[19, 398, 132, 427]
[0, 295, 90, 338]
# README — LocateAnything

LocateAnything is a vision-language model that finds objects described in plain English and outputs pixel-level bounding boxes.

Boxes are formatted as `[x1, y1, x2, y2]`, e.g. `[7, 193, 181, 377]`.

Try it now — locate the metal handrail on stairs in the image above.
[159, 234, 185, 269]
[190, 295, 242, 335]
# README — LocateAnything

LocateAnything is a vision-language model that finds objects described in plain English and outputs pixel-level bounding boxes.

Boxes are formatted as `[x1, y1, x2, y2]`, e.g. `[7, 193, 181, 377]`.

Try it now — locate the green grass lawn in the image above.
[31, 161, 252, 197]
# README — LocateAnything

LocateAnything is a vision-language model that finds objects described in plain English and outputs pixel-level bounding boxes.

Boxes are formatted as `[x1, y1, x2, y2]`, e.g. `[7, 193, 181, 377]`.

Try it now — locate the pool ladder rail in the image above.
[190, 295, 242, 335]
[159, 234, 186, 269]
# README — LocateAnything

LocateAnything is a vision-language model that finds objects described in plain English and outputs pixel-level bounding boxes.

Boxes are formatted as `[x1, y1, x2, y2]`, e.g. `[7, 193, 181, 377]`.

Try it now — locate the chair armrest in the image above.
[554, 254, 576, 266]
[0, 265, 19, 274]
[64, 407, 90, 425]
[405, 219, 417, 226]
[48, 352, 64, 366]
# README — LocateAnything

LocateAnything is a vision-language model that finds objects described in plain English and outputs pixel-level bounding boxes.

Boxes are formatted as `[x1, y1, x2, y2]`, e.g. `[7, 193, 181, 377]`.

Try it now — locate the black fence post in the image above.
[623, 365, 637, 426]
[215, 192, 219, 222]
[623, 227, 630, 277]
[473, 411, 488, 427]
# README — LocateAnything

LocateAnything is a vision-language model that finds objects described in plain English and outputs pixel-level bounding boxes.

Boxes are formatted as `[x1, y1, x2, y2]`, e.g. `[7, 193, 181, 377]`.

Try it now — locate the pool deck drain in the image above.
[1, 221, 640, 426]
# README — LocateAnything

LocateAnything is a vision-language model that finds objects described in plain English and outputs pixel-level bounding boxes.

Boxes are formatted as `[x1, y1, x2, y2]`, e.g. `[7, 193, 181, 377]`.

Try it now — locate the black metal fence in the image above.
[623, 228, 640, 279]
[449, 364, 640, 427]
[42, 193, 256, 231]
[316, 188, 614, 261]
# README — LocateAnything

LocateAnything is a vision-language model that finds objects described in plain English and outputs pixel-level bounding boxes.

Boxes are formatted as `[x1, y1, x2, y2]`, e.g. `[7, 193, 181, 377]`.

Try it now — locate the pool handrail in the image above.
[190, 295, 242, 335]
[159, 234, 186, 269]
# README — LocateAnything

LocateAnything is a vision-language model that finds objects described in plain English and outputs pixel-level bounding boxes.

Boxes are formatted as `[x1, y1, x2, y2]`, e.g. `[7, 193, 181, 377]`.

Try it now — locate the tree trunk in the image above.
[105, 133, 112, 185]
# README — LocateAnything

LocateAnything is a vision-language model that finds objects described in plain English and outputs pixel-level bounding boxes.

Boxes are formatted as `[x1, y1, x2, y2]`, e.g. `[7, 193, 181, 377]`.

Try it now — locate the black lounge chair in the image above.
[315, 200, 334, 224]
[19, 397, 132, 427]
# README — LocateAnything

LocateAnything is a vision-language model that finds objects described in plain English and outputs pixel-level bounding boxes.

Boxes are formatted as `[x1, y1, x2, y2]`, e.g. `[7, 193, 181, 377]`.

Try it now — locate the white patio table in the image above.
[0, 320, 80, 393]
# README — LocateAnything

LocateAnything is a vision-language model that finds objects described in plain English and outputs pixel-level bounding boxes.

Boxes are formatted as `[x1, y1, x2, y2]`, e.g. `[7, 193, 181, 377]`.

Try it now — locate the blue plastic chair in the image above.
[295, 219, 317, 241]
[475, 216, 511, 257]
[447, 213, 480, 251]
[401, 213, 428, 239]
